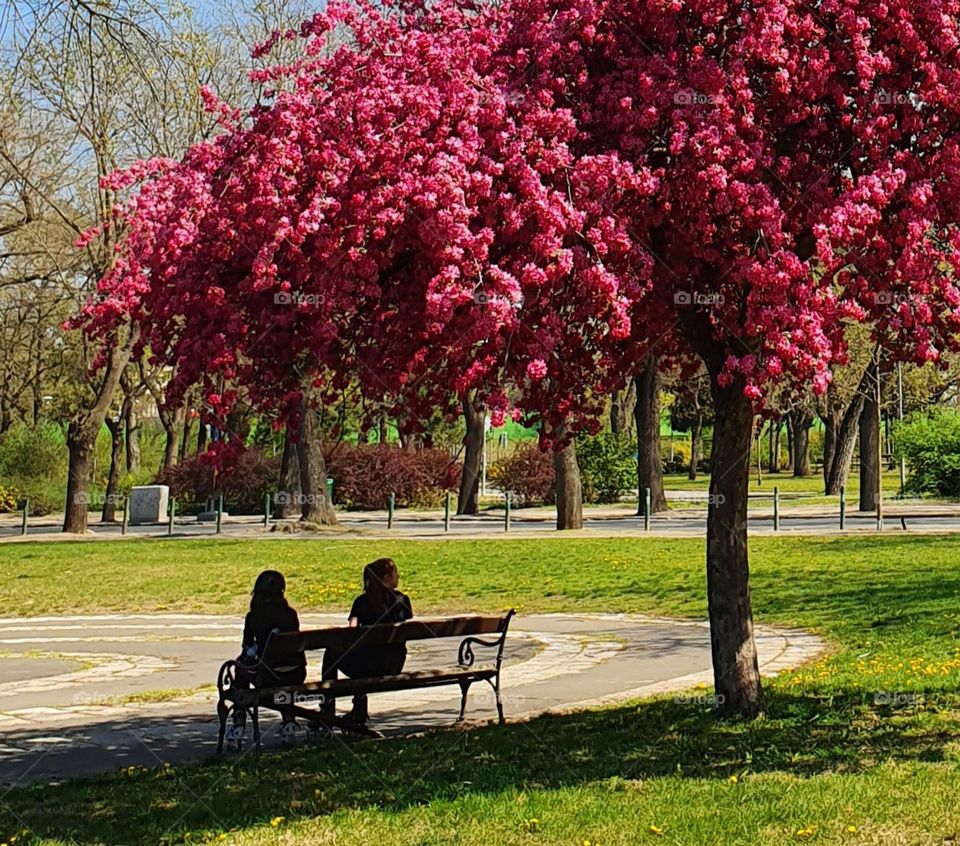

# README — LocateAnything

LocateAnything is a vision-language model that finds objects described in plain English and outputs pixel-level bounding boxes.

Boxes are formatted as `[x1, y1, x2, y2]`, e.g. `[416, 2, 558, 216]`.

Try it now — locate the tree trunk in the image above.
[63, 334, 135, 533]
[706, 373, 764, 717]
[160, 405, 184, 473]
[689, 411, 703, 480]
[297, 403, 337, 525]
[859, 360, 881, 512]
[102, 415, 124, 522]
[275, 428, 302, 519]
[769, 418, 781, 474]
[791, 411, 813, 477]
[610, 381, 637, 437]
[179, 410, 193, 462]
[379, 417, 388, 444]
[633, 355, 668, 514]
[197, 419, 208, 453]
[125, 400, 140, 473]
[457, 392, 484, 515]
[824, 366, 872, 495]
[821, 410, 839, 490]
[784, 414, 794, 473]
[553, 435, 583, 530]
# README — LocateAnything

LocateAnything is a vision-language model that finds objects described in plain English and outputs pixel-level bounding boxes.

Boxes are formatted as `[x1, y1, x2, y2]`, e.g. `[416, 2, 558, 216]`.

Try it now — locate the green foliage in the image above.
[0, 483, 21, 512]
[0, 423, 66, 514]
[577, 432, 635, 503]
[895, 409, 960, 498]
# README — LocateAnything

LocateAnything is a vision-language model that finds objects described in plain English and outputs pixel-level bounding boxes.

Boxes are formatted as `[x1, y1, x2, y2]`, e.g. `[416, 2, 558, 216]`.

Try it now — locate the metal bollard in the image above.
[387, 493, 395, 529]
[504, 492, 511, 532]
[644, 487, 651, 532]
[168, 497, 176, 536]
[839, 485, 846, 530]
[121, 498, 129, 535]
[444, 492, 451, 532]
[773, 486, 780, 532]
[216, 493, 223, 535]
[20, 499, 28, 536]
[264, 493, 271, 528]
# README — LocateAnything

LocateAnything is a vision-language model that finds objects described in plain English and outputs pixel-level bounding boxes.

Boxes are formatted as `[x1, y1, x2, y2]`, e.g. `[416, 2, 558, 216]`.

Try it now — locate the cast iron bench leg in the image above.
[457, 679, 471, 721]
[216, 697, 229, 753]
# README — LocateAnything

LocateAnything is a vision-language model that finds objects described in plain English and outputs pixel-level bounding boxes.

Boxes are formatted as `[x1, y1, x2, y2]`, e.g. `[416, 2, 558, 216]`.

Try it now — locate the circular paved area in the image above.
[0, 613, 823, 787]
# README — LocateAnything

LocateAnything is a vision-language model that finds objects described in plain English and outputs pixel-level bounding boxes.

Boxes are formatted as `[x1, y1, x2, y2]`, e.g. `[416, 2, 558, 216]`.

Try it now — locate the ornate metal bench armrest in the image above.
[458, 636, 503, 668]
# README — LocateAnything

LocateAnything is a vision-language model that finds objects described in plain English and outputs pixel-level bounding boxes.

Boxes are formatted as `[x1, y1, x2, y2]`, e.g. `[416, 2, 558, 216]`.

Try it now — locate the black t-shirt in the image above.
[242, 601, 305, 672]
[349, 590, 413, 626]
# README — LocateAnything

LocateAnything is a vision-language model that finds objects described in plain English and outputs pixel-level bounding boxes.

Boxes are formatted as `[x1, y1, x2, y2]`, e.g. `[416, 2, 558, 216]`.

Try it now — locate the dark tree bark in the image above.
[553, 434, 583, 530]
[160, 404, 184, 472]
[689, 410, 703, 480]
[297, 403, 337, 525]
[64, 334, 135, 533]
[274, 428, 302, 519]
[824, 365, 872, 495]
[784, 413, 794, 473]
[859, 359, 881, 512]
[769, 417, 782, 474]
[821, 410, 839, 490]
[790, 409, 814, 477]
[633, 355, 668, 514]
[179, 410, 193, 462]
[379, 417, 388, 444]
[705, 370, 764, 717]
[122, 373, 140, 473]
[610, 380, 637, 437]
[101, 413, 125, 523]
[197, 419, 208, 453]
[457, 391, 484, 515]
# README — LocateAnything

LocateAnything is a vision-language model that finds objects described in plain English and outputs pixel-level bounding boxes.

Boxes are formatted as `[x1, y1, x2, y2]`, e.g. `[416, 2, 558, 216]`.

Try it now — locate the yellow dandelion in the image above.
[649, 824, 664, 835]
[728, 774, 739, 783]
[847, 825, 857, 833]
[270, 817, 285, 827]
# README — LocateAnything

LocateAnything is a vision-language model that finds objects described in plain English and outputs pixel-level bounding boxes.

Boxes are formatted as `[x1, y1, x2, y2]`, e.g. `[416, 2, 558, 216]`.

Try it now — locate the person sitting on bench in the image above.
[229, 569, 306, 748]
[321, 557, 413, 727]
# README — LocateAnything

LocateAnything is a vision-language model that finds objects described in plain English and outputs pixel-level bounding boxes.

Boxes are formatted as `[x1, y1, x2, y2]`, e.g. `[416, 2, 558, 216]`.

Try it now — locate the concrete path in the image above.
[0, 613, 823, 787]
[3, 502, 959, 542]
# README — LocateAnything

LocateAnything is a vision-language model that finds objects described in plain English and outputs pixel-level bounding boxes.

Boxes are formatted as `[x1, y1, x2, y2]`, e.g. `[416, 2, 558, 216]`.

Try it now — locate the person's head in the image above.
[363, 558, 399, 612]
[250, 569, 287, 612]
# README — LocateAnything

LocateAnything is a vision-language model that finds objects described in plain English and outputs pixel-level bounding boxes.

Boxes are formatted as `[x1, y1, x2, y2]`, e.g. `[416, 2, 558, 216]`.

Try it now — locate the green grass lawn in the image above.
[5, 534, 960, 844]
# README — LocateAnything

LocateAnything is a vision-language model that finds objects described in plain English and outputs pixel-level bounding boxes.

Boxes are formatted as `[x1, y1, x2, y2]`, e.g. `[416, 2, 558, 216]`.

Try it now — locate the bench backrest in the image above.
[262, 613, 513, 663]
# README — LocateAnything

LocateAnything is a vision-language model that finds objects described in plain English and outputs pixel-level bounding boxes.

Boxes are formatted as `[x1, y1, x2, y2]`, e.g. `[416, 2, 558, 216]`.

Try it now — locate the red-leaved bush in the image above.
[325, 444, 460, 509]
[488, 443, 555, 507]
[156, 448, 278, 514]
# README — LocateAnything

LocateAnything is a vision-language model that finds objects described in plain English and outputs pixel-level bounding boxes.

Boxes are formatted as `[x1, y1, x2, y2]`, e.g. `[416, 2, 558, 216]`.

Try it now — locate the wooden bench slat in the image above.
[264, 615, 509, 658]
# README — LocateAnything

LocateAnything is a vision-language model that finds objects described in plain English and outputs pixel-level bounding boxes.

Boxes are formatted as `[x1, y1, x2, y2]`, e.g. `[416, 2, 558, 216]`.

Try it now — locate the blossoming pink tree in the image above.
[85, 0, 960, 716]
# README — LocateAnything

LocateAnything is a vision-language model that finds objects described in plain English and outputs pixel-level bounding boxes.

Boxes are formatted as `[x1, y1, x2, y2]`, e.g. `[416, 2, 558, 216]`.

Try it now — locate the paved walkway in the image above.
[0, 613, 823, 787]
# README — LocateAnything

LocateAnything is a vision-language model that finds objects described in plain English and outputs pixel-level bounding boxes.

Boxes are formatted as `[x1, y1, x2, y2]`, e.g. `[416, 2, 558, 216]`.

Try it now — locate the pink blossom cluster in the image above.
[82, 0, 960, 440]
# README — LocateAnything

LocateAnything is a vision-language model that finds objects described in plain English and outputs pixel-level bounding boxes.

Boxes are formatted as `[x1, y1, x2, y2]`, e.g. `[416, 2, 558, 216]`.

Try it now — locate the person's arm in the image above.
[400, 592, 413, 621]
[348, 596, 361, 628]
[241, 613, 258, 661]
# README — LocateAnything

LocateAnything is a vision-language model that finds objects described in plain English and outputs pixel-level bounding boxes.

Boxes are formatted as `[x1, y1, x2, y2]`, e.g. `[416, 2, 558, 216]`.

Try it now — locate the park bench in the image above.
[216, 610, 515, 751]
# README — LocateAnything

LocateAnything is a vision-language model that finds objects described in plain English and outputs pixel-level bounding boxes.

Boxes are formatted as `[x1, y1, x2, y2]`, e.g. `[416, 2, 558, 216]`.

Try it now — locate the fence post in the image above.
[264, 493, 271, 528]
[644, 487, 651, 532]
[504, 492, 511, 532]
[121, 497, 129, 536]
[387, 493, 395, 529]
[216, 493, 223, 535]
[773, 486, 780, 532]
[168, 497, 176, 536]
[444, 492, 451, 532]
[20, 499, 28, 536]
[839, 485, 846, 530]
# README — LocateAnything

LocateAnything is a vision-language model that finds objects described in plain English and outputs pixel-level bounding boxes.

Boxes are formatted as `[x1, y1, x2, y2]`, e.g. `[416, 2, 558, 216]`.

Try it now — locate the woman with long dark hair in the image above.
[227, 570, 306, 749]
[322, 557, 413, 726]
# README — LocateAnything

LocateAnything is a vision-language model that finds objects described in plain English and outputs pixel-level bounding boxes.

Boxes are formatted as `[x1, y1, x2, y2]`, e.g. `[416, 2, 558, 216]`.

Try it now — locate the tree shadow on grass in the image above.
[5, 689, 960, 845]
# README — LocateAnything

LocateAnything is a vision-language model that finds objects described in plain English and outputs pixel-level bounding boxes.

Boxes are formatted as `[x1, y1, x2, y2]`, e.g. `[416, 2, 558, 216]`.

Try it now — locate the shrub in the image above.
[896, 410, 960, 498]
[0, 483, 21, 512]
[576, 433, 636, 503]
[0, 422, 65, 480]
[489, 443, 555, 506]
[155, 449, 279, 514]
[325, 444, 460, 509]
